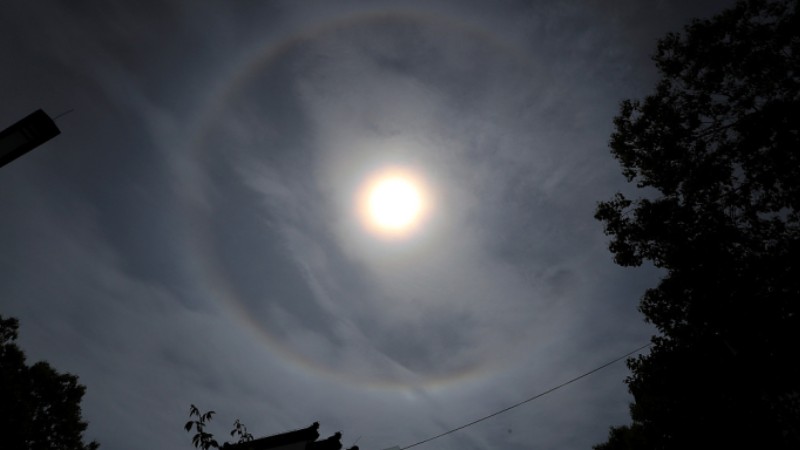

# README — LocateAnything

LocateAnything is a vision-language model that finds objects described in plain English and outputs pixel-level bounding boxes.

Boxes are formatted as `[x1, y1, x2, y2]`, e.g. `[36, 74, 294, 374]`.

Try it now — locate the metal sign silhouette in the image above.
[0, 109, 60, 168]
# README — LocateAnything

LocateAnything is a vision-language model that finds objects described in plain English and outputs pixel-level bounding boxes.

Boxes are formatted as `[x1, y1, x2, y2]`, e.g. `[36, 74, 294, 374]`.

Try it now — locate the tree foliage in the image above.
[594, 0, 799, 448]
[185, 405, 220, 450]
[0, 315, 99, 450]
[184, 405, 253, 449]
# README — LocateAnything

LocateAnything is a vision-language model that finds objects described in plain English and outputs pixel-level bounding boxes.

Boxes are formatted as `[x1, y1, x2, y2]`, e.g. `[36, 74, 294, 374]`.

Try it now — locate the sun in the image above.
[357, 168, 430, 238]
[369, 177, 421, 229]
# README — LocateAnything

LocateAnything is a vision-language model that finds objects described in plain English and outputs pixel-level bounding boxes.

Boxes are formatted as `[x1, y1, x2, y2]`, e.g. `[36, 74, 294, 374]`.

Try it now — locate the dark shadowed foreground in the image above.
[0, 316, 99, 450]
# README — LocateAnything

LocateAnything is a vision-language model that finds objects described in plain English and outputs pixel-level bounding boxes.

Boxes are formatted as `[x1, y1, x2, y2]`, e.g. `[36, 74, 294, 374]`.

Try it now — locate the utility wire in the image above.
[52, 109, 75, 121]
[400, 342, 652, 450]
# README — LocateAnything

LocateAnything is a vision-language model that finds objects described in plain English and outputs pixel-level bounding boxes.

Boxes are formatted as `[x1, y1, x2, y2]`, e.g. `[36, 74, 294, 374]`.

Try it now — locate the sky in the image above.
[1, 1, 735, 450]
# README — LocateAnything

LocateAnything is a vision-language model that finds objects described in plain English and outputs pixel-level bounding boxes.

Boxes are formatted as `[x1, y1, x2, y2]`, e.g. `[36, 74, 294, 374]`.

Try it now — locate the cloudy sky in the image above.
[1, 1, 734, 449]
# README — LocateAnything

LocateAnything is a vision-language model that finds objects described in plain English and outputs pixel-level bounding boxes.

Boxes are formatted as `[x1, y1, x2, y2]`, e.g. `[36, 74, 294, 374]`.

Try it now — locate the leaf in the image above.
[185, 421, 194, 432]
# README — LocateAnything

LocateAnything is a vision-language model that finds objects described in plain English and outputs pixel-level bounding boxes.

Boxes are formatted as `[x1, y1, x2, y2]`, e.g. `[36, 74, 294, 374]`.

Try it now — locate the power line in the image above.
[52, 109, 75, 121]
[400, 342, 652, 450]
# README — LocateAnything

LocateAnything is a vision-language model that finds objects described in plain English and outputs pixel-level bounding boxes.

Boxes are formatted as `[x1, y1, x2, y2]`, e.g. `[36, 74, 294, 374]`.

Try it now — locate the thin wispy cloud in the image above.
[1, 1, 735, 450]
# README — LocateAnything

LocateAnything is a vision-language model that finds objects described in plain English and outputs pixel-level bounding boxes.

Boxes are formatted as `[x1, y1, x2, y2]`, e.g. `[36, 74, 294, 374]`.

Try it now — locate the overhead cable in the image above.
[400, 342, 653, 450]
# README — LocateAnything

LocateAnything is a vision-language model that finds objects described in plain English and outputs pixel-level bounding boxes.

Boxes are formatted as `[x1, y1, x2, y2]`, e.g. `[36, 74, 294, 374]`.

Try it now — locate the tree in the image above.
[184, 405, 253, 449]
[594, 0, 799, 448]
[0, 315, 99, 450]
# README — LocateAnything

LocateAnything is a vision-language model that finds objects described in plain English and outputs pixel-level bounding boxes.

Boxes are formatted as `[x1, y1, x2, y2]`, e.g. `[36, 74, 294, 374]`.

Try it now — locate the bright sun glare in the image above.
[357, 168, 429, 238]
[369, 177, 421, 229]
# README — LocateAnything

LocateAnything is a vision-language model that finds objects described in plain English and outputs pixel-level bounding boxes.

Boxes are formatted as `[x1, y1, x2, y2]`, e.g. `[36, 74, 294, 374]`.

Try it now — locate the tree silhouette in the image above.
[0, 315, 99, 450]
[594, 0, 799, 448]
[184, 405, 253, 449]
[185, 405, 220, 450]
